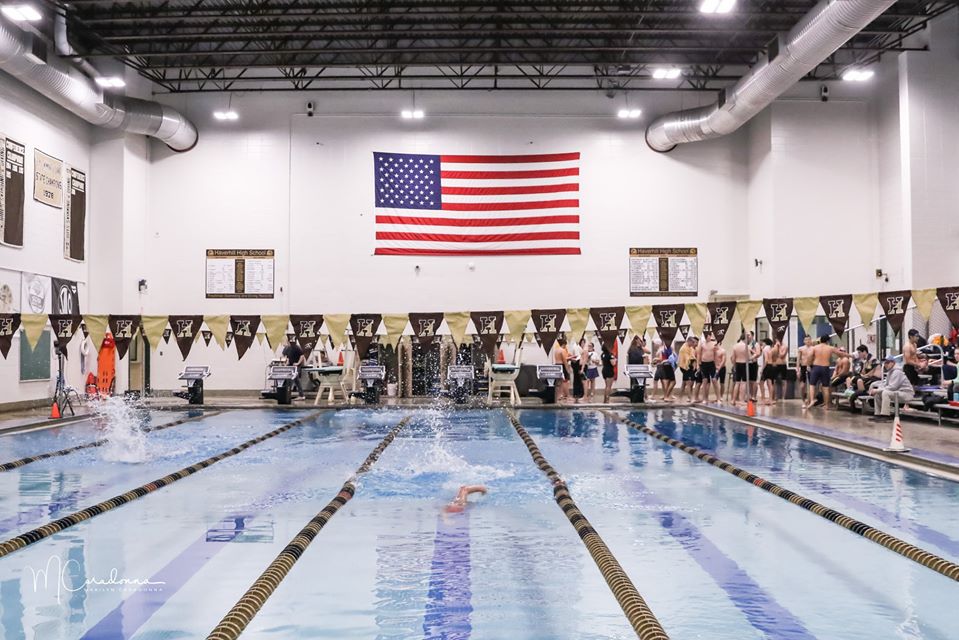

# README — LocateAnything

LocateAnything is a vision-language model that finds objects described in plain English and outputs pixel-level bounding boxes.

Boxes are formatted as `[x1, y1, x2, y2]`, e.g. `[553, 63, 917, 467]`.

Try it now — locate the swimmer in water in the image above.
[444, 485, 488, 513]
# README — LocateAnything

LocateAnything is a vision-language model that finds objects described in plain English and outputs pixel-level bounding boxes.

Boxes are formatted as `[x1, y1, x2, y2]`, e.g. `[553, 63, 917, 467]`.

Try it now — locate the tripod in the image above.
[53, 349, 80, 417]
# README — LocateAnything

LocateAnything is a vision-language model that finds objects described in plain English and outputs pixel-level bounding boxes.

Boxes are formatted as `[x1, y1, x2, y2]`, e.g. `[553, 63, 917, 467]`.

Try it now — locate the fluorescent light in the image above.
[402, 109, 424, 120]
[842, 68, 875, 82]
[213, 110, 238, 121]
[617, 109, 630, 119]
[95, 77, 126, 88]
[700, 0, 735, 14]
[2, 4, 42, 21]
[401, 110, 413, 119]
[412, 109, 424, 119]
[617, 108, 641, 119]
[629, 108, 642, 118]
[652, 67, 681, 80]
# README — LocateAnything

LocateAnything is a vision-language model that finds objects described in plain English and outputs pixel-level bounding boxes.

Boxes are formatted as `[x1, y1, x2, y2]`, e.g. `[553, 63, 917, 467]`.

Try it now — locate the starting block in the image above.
[261, 365, 299, 405]
[447, 365, 474, 404]
[611, 364, 654, 403]
[175, 366, 211, 405]
[526, 364, 565, 404]
[350, 365, 386, 404]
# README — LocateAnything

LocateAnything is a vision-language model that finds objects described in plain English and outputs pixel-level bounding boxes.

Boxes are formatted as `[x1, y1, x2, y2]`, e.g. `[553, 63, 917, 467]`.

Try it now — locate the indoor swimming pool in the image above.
[0, 407, 957, 639]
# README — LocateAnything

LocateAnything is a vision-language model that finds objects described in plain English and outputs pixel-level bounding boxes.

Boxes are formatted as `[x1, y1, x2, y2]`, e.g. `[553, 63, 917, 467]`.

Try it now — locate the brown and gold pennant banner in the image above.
[706, 301, 737, 342]
[625, 305, 652, 340]
[48, 314, 82, 355]
[108, 315, 141, 360]
[230, 315, 260, 359]
[162, 327, 171, 344]
[793, 297, 820, 335]
[937, 287, 959, 330]
[762, 298, 793, 340]
[322, 313, 350, 349]
[531, 308, 566, 355]
[169, 315, 204, 360]
[566, 307, 590, 342]
[83, 314, 108, 351]
[911, 288, 937, 321]
[504, 310, 531, 344]
[21, 314, 47, 349]
[141, 316, 169, 351]
[678, 324, 690, 339]
[736, 300, 763, 335]
[589, 306, 625, 350]
[819, 294, 852, 338]
[852, 293, 878, 328]
[685, 303, 707, 337]
[410, 312, 445, 345]
[225, 331, 234, 347]
[262, 315, 291, 351]
[653, 304, 685, 345]
[202, 330, 213, 346]
[381, 314, 409, 349]
[349, 313, 382, 359]
[0, 313, 21, 359]
[878, 290, 911, 335]
[469, 311, 504, 358]
[290, 314, 324, 357]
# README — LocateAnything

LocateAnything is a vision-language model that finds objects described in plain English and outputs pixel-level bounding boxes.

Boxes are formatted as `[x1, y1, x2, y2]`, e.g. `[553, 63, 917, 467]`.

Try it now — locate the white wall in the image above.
[0, 74, 91, 404]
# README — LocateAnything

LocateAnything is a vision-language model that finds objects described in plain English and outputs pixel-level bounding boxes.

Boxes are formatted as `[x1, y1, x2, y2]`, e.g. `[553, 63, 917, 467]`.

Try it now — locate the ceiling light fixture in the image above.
[213, 110, 239, 121]
[652, 67, 682, 80]
[700, 0, 736, 14]
[401, 109, 424, 119]
[617, 108, 642, 119]
[95, 77, 126, 88]
[1, 4, 41, 21]
[842, 68, 875, 82]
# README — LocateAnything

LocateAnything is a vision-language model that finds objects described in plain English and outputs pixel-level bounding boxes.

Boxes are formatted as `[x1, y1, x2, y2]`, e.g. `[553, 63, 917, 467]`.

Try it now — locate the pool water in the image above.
[0, 407, 956, 639]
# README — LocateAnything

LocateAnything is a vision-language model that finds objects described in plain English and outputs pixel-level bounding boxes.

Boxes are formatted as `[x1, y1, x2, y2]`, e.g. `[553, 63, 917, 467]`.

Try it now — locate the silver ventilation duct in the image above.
[0, 17, 197, 152]
[645, 0, 897, 152]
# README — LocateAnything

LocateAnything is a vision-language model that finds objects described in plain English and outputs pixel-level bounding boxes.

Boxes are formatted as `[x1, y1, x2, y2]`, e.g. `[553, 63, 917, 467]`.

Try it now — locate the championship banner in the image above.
[203, 314, 230, 349]
[84, 314, 108, 351]
[323, 313, 350, 349]
[202, 330, 213, 346]
[51, 277, 80, 315]
[64, 167, 86, 261]
[33, 149, 63, 208]
[261, 314, 290, 351]
[20, 313, 47, 349]
[912, 288, 937, 321]
[853, 293, 879, 328]
[141, 315, 169, 351]
[793, 297, 820, 335]
[878, 290, 911, 335]
[49, 314, 82, 354]
[108, 314, 141, 360]
[1, 136, 26, 247]
[162, 328, 171, 344]
[762, 298, 793, 340]
[381, 314, 409, 349]
[504, 310, 531, 344]
[566, 307, 590, 342]
[469, 311, 504, 358]
[350, 314, 382, 359]
[290, 314, 324, 357]
[653, 304, 685, 345]
[685, 303, 707, 337]
[937, 287, 959, 330]
[230, 315, 260, 359]
[444, 311, 470, 347]
[736, 300, 762, 336]
[531, 308, 566, 355]
[0, 313, 20, 358]
[589, 306, 625, 350]
[409, 312, 444, 345]
[819, 295, 852, 337]
[169, 315, 204, 359]
[706, 301, 736, 342]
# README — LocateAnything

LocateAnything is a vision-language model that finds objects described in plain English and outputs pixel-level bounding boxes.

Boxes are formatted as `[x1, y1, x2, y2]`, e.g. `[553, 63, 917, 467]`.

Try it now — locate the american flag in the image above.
[373, 151, 581, 255]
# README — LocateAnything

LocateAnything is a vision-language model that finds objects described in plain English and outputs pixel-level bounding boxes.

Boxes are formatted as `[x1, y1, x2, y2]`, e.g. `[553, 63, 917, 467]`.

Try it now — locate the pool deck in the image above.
[2, 395, 957, 478]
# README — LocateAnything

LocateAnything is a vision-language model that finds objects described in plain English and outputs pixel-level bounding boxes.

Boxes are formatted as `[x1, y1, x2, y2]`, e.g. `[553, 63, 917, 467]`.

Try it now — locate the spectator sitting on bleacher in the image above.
[868, 357, 915, 421]
[847, 346, 880, 398]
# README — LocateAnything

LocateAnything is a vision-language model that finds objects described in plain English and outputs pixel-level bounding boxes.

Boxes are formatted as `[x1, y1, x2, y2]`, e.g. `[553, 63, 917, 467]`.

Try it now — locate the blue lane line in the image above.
[625, 479, 816, 640]
[422, 513, 473, 640]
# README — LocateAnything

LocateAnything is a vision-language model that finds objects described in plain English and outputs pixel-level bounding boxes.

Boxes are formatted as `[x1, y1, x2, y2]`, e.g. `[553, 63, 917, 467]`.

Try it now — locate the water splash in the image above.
[92, 396, 149, 463]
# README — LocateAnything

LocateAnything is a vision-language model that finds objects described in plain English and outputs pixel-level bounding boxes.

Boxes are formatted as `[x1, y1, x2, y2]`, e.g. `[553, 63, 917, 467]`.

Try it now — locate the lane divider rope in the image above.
[206, 415, 412, 640]
[0, 411, 322, 559]
[603, 410, 959, 583]
[0, 410, 224, 472]
[506, 409, 670, 640]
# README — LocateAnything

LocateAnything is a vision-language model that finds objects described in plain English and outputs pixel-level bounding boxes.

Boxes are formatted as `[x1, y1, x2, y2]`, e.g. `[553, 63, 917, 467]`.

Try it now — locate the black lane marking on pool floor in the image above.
[507, 409, 670, 640]
[0, 411, 321, 559]
[206, 415, 412, 640]
[603, 411, 959, 583]
[0, 410, 224, 472]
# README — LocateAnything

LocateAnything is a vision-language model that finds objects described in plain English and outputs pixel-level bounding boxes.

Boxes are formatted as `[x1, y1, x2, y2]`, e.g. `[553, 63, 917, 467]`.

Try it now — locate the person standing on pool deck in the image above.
[282, 337, 306, 399]
[569, 338, 586, 403]
[806, 336, 851, 410]
[601, 342, 617, 403]
[697, 331, 719, 403]
[554, 337, 571, 403]
[797, 335, 815, 402]
[715, 342, 728, 401]
[585, 341, 601, 401]
[731, 335, 751, 406]
[903, 329, 922, 386]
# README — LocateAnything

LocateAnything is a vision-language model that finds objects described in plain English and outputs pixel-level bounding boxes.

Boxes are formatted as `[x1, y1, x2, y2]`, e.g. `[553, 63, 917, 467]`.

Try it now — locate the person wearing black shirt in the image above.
[601, 344, 617, 403]
[627, 335, 646, 365]
[282, 339, 306, 398]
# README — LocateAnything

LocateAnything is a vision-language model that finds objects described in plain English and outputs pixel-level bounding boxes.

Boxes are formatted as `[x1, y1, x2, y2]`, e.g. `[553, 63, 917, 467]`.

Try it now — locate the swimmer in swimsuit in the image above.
[444, 485, 488, 513]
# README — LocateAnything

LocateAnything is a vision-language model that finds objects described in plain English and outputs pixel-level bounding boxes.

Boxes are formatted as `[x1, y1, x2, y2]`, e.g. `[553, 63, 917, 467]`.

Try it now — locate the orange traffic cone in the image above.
[50, 401, 61, 419]
[746, 398, 756, 417]
[337, 351, 344, 366]
[883, 413, 910, 453]
[496, 349, 506, 364]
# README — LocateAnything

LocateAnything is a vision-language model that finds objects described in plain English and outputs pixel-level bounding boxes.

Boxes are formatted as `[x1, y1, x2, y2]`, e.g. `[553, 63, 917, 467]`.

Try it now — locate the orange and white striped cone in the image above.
[883, 414, 910, 453]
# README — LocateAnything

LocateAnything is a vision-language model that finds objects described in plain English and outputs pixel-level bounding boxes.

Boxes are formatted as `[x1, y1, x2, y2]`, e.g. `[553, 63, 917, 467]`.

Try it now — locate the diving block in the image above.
[351, 365, 386, 404]
[262, 365, 299, 405]
[448, 365, 474, 404]
[526, 364, 565, 404]
[175, 366, 211, 405]
[611, 364, 654, 403]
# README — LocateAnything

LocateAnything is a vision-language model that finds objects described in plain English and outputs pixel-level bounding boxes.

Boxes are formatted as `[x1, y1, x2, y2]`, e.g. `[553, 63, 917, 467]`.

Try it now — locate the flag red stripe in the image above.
[376, 215, 580, 227]
[375, 247, 581, 256]
[440, 168, 579, 179]
[441, 199, 578, 212]
[441, 183, 578, 196]
[376, 231, 580, 242]
[439, 152, 580, 163]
